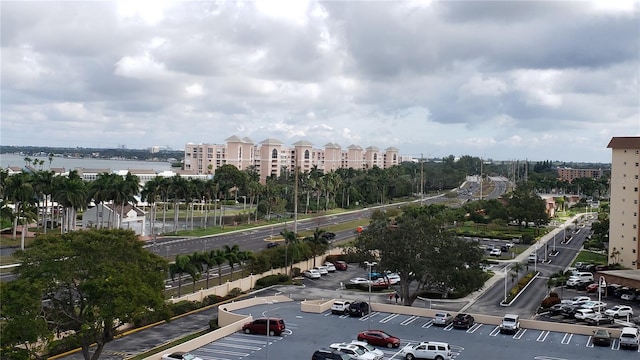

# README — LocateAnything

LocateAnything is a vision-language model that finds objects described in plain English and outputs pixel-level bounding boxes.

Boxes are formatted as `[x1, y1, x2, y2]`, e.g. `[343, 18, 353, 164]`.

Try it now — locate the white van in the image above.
[527, 253, 538, 263]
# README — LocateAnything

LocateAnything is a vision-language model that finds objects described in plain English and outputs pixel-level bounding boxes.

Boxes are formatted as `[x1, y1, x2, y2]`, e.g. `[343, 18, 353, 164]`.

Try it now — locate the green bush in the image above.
[209, 318, 219, 331]
[171, 300, 201, 316]
[255, 274, 290, 289]
[227, 287, 244, 298]
[47, 331, 84, 356]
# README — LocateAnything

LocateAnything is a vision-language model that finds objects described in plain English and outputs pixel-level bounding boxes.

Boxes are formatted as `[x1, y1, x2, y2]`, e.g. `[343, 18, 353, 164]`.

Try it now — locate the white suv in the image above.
[330, 300, 351, 315]
[604, 305, 634, 318]
[401, 341, 452, 360]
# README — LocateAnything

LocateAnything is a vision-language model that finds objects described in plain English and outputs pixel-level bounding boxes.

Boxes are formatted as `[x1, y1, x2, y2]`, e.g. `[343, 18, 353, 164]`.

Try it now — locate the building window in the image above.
[305, 149, 310, 159]
[271, 149, 278, 159]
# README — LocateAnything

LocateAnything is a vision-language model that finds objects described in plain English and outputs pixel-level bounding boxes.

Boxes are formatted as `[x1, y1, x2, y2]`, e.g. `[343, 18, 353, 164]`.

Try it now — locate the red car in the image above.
[356, 330, 400, 348]
[334, 261, 348, 271]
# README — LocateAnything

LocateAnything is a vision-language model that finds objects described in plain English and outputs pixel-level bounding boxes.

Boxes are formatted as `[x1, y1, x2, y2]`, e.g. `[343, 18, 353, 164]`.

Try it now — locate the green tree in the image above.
[0, 279, 51, 359]
[304, 228, 328, 267]
[169, 254, 199, 297]
[53, 171, 87, 233]
[506, 182, 549, 228]
[211, 249, 227, 285]
[4, 172, 36, 242]
[223, 244, 240, 280]
[11, 229, 167, 360]
[353, 208, 485, 305]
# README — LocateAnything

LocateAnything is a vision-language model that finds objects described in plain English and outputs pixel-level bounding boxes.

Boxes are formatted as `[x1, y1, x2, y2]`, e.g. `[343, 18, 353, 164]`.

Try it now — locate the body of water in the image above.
[1, 153, 172, 173]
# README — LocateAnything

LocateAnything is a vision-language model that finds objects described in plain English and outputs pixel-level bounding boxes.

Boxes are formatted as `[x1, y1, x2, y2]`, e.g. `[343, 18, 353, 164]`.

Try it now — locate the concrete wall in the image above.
[168, 252, 338, 304]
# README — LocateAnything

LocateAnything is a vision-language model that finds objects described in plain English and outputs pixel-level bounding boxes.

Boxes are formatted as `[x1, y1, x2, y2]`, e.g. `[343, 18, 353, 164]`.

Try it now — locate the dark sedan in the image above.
[592, 329, 611, 346]
[452, 313, 475, 329]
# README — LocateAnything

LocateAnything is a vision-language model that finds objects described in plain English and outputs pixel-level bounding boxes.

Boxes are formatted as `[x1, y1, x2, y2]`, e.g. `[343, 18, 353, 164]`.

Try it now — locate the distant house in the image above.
[82, 203, 146, 236]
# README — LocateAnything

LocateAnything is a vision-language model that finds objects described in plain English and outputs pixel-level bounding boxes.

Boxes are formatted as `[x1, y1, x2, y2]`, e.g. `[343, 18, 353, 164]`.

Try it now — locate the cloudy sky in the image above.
[1, 0, 638, 163]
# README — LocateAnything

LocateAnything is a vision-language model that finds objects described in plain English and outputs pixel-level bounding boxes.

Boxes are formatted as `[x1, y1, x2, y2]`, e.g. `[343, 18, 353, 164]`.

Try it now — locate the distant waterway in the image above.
[0, 153, 172, 173]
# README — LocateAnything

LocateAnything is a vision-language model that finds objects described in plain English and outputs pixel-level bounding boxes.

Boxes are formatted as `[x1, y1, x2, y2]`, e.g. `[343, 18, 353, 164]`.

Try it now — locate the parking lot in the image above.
[188, 301, 640, 360]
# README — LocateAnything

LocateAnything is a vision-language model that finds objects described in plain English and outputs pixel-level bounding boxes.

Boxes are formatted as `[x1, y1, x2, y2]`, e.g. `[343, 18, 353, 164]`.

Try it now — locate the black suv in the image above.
[348, 301, 370, 317]
[452, 313, 475, 329]
[312, 349, 351, 360]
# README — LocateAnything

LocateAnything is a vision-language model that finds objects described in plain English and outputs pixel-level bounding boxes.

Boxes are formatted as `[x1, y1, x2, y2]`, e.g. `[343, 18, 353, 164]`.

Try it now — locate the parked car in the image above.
[619, 327, 640, 350]
[384, 272, 401, 285]
[580, 301, 607, 312]
[561, 305, 579, 319]
[314, 266, 329, 275]
[570, 296, 591, 306]
[586, 283, 605, 293]
[585, 313, 614, 326]
[432, 312, 453, 326]
[266, 242, 279, 249]
[400, 341, 452, 360]
[162, 352, 202, 360]
[331, 300, 352, 315]
[241, 317, 285, 336]
[348, 301, 370, 317]
[349, 341, 385, 359]
[548, 303, 565, 316]
[621, 293, 635, 301]
[334, 261, 348, 271]
[567, 272, 595, 287]
[452, 313, 475, 329]
[574, 308, 597, 321]
[489, 248, 502, 257]
[356, 329, 401, 348]
[499, 314, 520, 334]
[324, 262, 337, 272]
[312, 349, 352, 360]
[329, 343, 381, 360]
[592, 329, 612, 346]
[349, 277, 371, 285]
[304, 269, 322, 279]
[605, 305, 634, 318]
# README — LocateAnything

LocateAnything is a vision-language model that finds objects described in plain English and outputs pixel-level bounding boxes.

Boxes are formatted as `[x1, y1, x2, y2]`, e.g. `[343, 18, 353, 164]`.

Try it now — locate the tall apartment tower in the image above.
[606, 137, 640, 269]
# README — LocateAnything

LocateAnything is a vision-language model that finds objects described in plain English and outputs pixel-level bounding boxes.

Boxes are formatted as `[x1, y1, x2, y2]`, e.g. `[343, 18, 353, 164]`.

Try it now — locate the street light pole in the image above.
[365, 261, 377, 330]
[264, 299, 277, 360]
[598, 277, 606, 314]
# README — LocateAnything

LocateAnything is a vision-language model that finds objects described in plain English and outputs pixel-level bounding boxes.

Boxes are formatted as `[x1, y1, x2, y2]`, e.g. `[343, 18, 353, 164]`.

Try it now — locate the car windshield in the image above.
[436, 313, 447, 318]
[182, 354, 196, 360]
[353, 348, 365, 355]
[362, 344, 375, 351]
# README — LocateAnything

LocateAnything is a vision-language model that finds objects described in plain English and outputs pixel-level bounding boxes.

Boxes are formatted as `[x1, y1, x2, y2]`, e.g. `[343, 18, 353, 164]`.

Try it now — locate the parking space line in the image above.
[206, 341, 264, 351]
[400, 315, 419, 326]
[489, 326, 501, 336]
[443, 323, 454, 331]
[380, 313, 399, 323]
[196, 347, 249, 357]
[360, 311, 379, 321]
[586, 336, 593, 348]
[536, 330, 549, 342]
[561, 333, 572, 344]
[611, 339, 619, 351]
[514, 328, 526, 339]
[467, 324, 482, 333]
[421, 320, 434, 328]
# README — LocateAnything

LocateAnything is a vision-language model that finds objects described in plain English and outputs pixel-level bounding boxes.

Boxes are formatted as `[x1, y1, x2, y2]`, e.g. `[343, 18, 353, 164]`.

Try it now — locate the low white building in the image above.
[82, 203, 147, 236]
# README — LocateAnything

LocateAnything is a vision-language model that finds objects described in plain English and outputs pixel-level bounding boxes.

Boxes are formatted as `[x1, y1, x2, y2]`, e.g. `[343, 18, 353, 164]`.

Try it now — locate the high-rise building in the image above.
[183, 135, 400, 183]
[606, 136, 640, 269]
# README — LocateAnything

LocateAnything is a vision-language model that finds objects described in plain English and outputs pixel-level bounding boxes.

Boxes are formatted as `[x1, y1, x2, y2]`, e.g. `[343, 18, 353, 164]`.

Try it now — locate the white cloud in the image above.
[114, 52, 168, 80]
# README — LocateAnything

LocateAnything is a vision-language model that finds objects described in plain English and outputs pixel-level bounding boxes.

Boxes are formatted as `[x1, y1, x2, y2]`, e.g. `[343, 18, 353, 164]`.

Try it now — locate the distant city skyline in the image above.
[2, 1, 638, 163]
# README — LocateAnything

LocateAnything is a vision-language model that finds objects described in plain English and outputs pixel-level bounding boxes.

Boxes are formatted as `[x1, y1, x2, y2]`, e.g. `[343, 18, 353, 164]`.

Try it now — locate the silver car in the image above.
[432, 312, 453, 326]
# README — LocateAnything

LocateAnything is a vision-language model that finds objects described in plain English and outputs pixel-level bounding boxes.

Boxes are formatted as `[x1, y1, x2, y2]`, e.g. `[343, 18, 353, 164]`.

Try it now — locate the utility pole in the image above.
[293, 163, 298, 234]
[420, 153, 424, 205]
[479, 157, 483, 200]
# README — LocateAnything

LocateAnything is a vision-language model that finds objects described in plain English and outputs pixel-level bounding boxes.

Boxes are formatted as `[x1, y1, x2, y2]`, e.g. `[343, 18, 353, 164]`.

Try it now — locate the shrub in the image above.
[209, 318, 220, 331]
[540, 295, 562, 308]
[227, 287, 244, 298]
[255, 274, 289, 289]
[171, 300, 201, 316]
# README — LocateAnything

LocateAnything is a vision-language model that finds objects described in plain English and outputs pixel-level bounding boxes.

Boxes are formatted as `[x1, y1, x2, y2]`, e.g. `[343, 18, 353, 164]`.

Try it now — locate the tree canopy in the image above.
[352, 206, 486, 305]
[5, 229, 168, 360]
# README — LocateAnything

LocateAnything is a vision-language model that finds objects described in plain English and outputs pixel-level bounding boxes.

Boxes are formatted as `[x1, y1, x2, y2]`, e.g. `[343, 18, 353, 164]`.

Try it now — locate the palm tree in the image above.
[211, 249, 227, 285]
[168, 175, 188, 234]
[304, 228, 329, 267]
[236, 250, 255, 277]
[195, 250, 216, 289]
[48, 153, 54, 168]
[223, 244, 240, 281]
[169, 254, 199, 297]
[32, 170, 55, 233]
[280, 229, 298, 275]
[87, 173, 115, 229]
[53, 171, 87, 233]
[5, 172, 36, 242]
[141, 177, 162, 238]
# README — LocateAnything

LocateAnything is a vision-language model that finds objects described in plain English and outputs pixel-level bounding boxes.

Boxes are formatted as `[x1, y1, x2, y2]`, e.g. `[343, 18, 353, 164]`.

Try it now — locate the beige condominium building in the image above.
[183, 135, 400, 184]
[607, 136, 640, 269]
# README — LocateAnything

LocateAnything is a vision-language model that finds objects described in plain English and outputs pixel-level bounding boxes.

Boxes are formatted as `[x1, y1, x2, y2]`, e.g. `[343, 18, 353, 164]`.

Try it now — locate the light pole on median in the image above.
[365, 261, 377, 330]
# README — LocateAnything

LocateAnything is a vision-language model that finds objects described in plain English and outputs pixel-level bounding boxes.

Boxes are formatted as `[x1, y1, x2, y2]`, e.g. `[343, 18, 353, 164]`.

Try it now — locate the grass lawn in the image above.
[572, 250, 607, 265]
